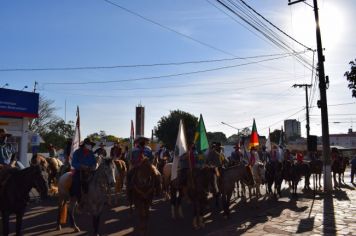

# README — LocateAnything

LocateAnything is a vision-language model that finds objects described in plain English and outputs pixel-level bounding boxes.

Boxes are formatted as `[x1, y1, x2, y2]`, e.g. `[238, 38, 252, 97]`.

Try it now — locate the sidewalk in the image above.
[208, 168, 356, 236]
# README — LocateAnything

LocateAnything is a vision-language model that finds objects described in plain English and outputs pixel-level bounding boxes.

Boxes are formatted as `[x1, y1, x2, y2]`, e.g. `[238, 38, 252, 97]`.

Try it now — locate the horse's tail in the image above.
[59, 202, 68, 224]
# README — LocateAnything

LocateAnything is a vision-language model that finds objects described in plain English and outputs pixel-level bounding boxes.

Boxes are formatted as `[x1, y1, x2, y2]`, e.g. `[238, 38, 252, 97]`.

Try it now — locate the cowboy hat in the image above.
[83, 138, 95, 146]
[134, 136, 150, 142]
[0, 128, 12, 137]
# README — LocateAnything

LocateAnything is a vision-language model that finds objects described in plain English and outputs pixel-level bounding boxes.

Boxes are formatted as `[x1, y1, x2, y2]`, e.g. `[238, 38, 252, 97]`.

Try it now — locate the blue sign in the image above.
[0, 88, 39, 118]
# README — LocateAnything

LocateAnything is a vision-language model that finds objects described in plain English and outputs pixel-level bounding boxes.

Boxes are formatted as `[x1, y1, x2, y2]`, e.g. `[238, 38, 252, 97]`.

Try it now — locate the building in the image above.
[330, 129, 356, 149]
[284, 119, 301, 140]
[135, 105, 145, 137]
[0, 88, 39, 166]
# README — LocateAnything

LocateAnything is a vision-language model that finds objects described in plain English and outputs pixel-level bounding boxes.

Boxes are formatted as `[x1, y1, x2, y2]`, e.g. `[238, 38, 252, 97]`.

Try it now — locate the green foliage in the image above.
[207, 132, 227, 144]
[226, 134, 239, 144]
[86, 131, 119, 143]
[155, 110, 198, 150]
[29, 96, 58, 135]
[344, 59, 356, 98]
[39, 119, 75, 152]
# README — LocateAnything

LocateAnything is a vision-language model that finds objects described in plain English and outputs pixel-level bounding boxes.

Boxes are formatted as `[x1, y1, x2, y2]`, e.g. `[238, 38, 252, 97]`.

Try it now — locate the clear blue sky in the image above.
[1, 0, 355, 139]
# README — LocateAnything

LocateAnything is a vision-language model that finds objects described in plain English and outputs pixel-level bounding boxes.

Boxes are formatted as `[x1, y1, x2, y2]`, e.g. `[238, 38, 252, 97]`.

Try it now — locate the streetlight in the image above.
[1, 83, 9, 88]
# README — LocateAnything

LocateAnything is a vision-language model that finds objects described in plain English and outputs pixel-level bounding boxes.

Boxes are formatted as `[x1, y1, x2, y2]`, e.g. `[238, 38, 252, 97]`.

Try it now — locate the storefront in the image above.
[0, 88, 39, 167]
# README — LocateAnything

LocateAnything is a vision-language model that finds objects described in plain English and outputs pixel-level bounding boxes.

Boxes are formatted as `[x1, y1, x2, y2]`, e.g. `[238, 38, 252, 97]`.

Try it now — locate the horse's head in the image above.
[100, 157, 117, 187]
[31, 165, 49, 199]
[134, 158, 155, 187]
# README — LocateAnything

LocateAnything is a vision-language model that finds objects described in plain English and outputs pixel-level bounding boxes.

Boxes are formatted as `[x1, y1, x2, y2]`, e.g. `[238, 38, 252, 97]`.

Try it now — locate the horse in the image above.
[56, 157, 116, 235]
[46, 157, 63, 186]
[265, 161, 283, 197]
[162, 162, 172, 200]
[332, 156, 348, 188]
[220, 164, 255, 218]
[187, 166, 215, 229]
[0, 165, 49, 236]
[290, 162, 311, 196]
[340, 156, 350, 183]
[107, 159, 127, 206]
[250, 162, 266, 198]
[128, 158, 161, 235]
[308, 159, 323, 189]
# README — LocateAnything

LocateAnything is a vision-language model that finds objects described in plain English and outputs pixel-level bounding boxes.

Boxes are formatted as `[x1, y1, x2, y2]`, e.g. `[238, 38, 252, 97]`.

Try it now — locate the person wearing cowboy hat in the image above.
[94, 142, 107, 157]
[70, 137, 97, 209]
[229, 143, 242, 166]
[0, 128, 15, 165]
[206, 142, 225, 195]
[110, 140, 122, 160]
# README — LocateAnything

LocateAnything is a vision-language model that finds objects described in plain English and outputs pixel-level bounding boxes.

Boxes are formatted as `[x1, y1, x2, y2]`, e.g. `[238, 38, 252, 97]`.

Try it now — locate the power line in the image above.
[102, 0, 236, 57]
[42, 52, 303, 86]
[238, 0, 312, 50]
[0, 52, 299, 72]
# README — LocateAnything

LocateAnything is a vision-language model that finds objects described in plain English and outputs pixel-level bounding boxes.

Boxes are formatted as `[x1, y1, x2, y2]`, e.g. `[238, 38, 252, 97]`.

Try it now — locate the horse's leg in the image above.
[70, 201, 80, 232]
[198, 200, 205, 229]
[93, 214, 100, 236]
[177, 188, 184, 218]
[170, 186, 176, 219]
[319, 173, 322, 188]
[15, 209, 25, 236]
[2, 210, 10, 236]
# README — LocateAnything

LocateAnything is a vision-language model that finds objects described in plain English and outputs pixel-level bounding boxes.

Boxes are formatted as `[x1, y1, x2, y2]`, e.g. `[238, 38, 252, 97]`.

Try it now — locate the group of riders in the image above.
[0, 126, 349, 206]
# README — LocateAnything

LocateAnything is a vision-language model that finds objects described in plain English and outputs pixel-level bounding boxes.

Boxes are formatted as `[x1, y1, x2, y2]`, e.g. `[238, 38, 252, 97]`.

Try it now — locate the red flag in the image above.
[248, 118, 259, 150]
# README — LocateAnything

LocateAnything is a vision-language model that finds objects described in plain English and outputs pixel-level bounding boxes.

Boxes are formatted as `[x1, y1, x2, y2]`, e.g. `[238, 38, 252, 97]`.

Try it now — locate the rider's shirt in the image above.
[0, 142, 14, 165]
[131, 145, 154, 168]
[206, 150, 223, 168]
[230, 150, 242, 163]
[296, 153, 304, 164]
[71, 147, 97, 171]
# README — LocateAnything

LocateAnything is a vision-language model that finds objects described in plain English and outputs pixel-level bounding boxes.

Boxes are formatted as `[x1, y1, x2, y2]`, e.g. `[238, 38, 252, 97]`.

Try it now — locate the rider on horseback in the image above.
[229, 143, 242, 166]
[206, 142, 225, 194]
[127, 136, 160, 198]
[296, 152, 304, 165]
[70, 138, 97, 210]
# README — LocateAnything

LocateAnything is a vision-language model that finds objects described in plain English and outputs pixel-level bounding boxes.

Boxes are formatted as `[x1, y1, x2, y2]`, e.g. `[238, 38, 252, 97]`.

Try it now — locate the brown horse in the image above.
[128, 158, 161, 235]
[0, 165, 48, 236]
[107, 159, 127, 206]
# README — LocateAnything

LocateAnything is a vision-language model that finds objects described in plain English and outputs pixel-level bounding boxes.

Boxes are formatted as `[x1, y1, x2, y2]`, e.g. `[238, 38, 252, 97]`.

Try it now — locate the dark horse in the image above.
[0, 165, 49, 236]
[308, 159, 323, 189]
[129, 158, 161, 235]
[332, 156, 349, 188]
[265, 161, 283, 198]
[289, 162, 311, 196]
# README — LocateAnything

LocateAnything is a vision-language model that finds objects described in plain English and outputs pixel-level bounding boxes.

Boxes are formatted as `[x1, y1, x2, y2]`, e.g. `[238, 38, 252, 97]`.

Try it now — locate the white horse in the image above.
[251, 162, 266, 197]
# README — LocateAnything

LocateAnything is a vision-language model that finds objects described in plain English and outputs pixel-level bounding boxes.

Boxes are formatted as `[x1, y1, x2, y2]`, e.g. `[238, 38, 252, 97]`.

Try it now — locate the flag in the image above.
[128, 120, 134, 161]
[171, 119, 188, 181]
[70, 106, 81, 159]
[248, 118, 259, 150]
[194, 114, 209, 153]
[266, 128, 272, 153]
[278, 126, 285, 162]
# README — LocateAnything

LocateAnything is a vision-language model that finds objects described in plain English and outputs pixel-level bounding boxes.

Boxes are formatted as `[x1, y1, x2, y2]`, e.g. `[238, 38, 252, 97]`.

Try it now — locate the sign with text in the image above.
[0, 88, 39, 118]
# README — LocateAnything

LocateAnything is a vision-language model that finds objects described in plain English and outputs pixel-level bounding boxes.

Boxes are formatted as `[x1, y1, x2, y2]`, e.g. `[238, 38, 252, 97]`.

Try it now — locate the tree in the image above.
[40, 119, 75, 152]
[227, 134, 239, 144]
[207, 132, 227, 144]
[344, 59, 356, 98]
[155, 110, 198, 150]
[29, 96, 58, 135]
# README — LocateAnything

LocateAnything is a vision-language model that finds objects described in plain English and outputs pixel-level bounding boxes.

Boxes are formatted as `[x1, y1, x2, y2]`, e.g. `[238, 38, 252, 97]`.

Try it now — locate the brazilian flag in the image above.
[194, 114, 209, 154]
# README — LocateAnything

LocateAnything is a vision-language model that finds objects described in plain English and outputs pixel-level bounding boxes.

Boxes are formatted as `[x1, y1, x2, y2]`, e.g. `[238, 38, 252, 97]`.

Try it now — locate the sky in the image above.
[1, 0, 355, 139]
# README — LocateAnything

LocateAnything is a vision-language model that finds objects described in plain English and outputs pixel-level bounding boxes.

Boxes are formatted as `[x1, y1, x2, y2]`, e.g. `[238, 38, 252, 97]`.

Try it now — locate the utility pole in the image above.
[289, 0, 332, 191]
[292, 84, 312, 145]
[33, 81, 38, 93]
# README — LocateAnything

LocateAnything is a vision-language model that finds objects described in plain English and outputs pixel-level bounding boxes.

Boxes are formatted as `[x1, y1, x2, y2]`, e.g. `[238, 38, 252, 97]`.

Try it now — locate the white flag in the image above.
[171, 119, 187, 181]
[70, 106, 81, 160]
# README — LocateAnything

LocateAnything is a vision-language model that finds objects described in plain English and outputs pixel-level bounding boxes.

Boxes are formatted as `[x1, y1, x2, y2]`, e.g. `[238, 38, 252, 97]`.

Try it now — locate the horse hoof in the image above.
[74, 226, 80, 232]
[56, 225, 62, 231]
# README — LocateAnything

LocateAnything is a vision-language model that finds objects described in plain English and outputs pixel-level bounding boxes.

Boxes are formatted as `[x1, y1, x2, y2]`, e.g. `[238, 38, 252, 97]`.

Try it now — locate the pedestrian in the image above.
[0, 128, 15, 166]
[351, 155, 356, 184]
